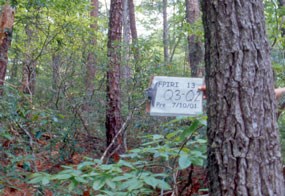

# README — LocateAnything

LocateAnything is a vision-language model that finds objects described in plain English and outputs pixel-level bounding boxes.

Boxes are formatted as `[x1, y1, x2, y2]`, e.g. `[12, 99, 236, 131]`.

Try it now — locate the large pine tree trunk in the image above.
[0, 5, 14, 95]
[202, 1, 284, 195]
[106, 0, 124, 157]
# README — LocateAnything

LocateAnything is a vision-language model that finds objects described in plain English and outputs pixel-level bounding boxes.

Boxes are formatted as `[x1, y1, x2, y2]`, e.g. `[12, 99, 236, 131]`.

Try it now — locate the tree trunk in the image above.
[185, 0, 203, 77]
[52, 54, 60, 99]
[106, 0, 124, 158]
[0, 5, 14, 95]
[128, 0, 139, 59]
[163, 0, 169, 65]
[84, 0, 98, 111]
[22, 61, 36, 95]
[22, 25, 36, 95]
[279, 0, 285, 37]
[122, 0, 131, 79]
[202, 1, 284, 195]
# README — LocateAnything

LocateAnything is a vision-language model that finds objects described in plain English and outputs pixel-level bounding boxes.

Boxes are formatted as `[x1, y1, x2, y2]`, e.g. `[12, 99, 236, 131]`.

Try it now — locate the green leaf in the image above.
[68, 180, 76, 192]
[77, 161, 95, 170]
[179, 154, 192, 169]
[143, 176, 158, 188]
[119, 178, 140, 190]
[106, 179, 116, 189]
[166, 130, 180, 139]
[180, 119, 201, 139]
[28, 177, 43, 184]
[196, 138, 207, 144]
[41, 177, 50, 185]
[75, 176, 87, 183]
[118, 160, 134, 169]
[35, 131, 42, 139]
[101, 190, 126, 196]
[100, 164, 113, 170]
[156, 179, 171, 190]
[152, 134, 163, 140]
[127, 180, 143, 191]
[92, 179, 106, 190]
[112, 174, 132, 181]
[58, 114, 65, 119]
[2, 133, 13, 140]
[53, 173, 72, 180]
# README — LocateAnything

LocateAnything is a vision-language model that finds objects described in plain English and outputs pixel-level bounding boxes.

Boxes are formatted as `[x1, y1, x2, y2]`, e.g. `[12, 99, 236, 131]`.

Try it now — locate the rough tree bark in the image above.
[0, 5, 14, 95]
[185, 0, 203, 77]
[106, 0, 125, 158]
[163, 0, 169, 65]
[202, 1, 284, 195]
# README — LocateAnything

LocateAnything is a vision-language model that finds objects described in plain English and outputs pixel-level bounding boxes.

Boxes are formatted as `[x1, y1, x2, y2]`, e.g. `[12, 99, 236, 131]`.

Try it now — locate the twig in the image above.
[100, 100, 146, 162]
[171, 124, 204, 195]
[16, 122, 38, 172]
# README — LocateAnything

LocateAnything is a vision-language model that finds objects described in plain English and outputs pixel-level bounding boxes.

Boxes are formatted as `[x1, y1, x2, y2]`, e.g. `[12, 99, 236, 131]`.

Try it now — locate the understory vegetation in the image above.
[1, 0, 285, 195]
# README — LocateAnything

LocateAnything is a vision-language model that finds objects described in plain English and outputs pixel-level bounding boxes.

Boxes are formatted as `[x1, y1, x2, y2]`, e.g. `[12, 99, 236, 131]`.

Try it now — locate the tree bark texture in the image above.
[185, 0, 203, 77]
[0, 5, 14, 95]
[163, 0, 169, 65]
[202, 1, 284, 195]
[106, 0, 124, 156]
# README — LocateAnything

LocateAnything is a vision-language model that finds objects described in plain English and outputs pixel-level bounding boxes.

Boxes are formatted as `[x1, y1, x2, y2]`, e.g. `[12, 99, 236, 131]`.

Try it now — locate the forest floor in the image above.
[1, 133, 208, 196]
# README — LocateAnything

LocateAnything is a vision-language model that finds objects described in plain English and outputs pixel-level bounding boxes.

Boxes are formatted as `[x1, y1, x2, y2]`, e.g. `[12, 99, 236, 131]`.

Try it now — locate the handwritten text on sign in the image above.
[149, 76, 204, 116]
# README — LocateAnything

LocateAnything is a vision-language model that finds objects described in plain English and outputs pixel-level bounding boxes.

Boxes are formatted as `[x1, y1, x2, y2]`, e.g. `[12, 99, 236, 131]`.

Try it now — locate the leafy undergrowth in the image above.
[0, 90, 208, 195]
[1, 133, 102, 195]
[1, 129, 208, 195]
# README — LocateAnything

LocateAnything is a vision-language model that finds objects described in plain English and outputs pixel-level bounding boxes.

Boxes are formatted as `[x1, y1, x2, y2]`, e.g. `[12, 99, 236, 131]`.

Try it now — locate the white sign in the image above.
[149, 76, 204, 116]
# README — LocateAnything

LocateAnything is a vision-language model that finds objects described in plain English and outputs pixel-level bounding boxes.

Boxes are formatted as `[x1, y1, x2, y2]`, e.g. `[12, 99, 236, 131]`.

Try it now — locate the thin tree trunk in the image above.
[106, 0, 124, 159]
[52, 54, 60, 99]
[186, 0, 203, 77]
[122, 0, 131, 79]
[202, 1, 284, 195]
[163, 0, 169, 65]
[128, 0, 139, 59]
[22, 61, 36, 95]
[279, 0, 285, 37]
[0, 5, 14, 95]
[22, 25, 36, 95]
[10, 54, 18, 80]
[84, 0, 98, 111]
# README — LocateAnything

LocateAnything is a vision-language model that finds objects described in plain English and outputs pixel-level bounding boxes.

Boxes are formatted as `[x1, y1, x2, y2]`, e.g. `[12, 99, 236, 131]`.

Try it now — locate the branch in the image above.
[100, 99, 146, 162]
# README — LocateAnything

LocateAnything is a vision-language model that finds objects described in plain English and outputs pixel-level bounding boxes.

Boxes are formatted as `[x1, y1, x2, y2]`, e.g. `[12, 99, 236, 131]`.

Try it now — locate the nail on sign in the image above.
[149, 76, 204, 116]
